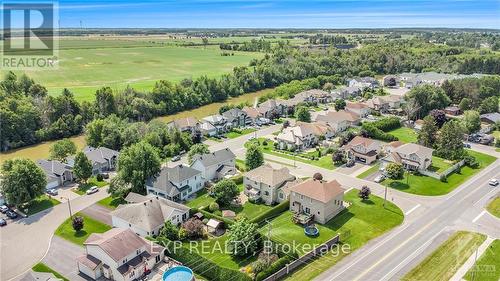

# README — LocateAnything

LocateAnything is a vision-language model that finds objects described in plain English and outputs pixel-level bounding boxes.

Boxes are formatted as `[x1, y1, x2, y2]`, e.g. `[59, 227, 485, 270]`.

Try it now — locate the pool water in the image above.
[162, 266, 194, 281]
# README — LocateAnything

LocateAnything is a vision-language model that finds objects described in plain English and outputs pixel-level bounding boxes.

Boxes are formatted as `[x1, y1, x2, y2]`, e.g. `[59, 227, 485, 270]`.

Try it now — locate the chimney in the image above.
[143, 202, 147, 206]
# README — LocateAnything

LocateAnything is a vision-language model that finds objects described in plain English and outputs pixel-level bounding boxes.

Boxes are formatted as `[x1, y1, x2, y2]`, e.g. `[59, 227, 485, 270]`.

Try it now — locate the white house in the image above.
[146, 164, 203, 201]
[382, 143, 434, 171]
[344, 136, 381, 164]
[190, 148, 236, 182]
[243, 164, 298, 205]
[347, 77, 379, 89]
[345, 102, 371, 118]
[77, 228, 165, 281]
[201, 115, 231, 135]
[111, 194, 190, 237]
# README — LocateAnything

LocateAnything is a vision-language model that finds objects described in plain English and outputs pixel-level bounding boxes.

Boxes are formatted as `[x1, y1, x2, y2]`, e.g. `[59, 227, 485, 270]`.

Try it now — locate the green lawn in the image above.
[97, 196, 126, 210]
[429, 156, 454, 173]
[403, 231, 486, 281]
[32, 262, 69, 281]
[356, 163, 381, 179]
[21, 195, 60, 216]
[383, 150, 496, 196]
[464, 239, 500, 281]
[486, 196, 500, 218]
[387, 127, 418, 143]
[274, 190, 404, 280]
[54, 212, 111, 245]
[73, 177, 108, 195]
[185, 189, 215, 209]
[12, 45, 263, 101]
[226, 128, 257, 139]
[246, 138, 338, 170]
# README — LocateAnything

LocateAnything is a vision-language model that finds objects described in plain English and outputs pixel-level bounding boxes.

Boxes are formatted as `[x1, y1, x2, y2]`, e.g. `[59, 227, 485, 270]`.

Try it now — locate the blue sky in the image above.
[49, 0, 500, 28]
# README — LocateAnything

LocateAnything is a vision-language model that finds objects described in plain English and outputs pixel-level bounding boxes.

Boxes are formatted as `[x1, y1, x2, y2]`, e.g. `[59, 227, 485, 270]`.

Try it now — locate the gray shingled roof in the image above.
[36, 159, 72, 176]
[83, 146, 119, 164]
[146, 165, 201, 195]
[191, 148, 235, 167]
[222, 108, 246, 121]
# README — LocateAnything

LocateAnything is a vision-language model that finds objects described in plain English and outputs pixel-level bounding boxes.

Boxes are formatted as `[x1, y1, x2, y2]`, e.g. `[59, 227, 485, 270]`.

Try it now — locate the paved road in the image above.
[0, 190, 109, 280]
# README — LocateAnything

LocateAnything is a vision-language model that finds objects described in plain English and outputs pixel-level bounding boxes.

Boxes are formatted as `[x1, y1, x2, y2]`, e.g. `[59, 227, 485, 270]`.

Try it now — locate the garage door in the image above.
[46, 180, 59, 190]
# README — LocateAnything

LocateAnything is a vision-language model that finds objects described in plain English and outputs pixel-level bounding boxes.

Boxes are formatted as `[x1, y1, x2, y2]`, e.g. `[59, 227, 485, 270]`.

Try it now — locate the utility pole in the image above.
[61, 196, 73, 218]
[266, 219, 272, 261]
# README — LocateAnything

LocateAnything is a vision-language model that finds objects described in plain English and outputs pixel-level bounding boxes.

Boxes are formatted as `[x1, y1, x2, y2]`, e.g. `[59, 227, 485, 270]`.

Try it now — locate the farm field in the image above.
[3, 39, 264, 101]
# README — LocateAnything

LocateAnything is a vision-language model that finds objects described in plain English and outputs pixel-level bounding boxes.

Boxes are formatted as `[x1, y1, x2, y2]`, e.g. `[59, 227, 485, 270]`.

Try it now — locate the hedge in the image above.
[361, 123, 398, 142]
[372, 116, 401, 132]
[198, 209, 235, 226]
[232, 174, 244, 185]
[255, 255, 295, 281]
[250, 200, 290, 224]
[159, 237, 251, 281]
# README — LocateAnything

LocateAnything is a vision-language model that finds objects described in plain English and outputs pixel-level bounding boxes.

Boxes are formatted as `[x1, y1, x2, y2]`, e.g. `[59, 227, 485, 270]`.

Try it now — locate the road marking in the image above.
[405, 204, 421, 215]
[472, 210, 487, 223]
[379, 228, 446, 281]
[352, 218, 438, 281]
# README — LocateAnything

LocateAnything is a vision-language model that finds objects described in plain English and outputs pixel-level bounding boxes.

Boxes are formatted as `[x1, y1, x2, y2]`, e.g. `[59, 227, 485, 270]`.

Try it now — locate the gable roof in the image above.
[191, 148, 235, 167]
[316, 110, 360, 124]
[242, 107, 262, 119]
[202, 114, 227, 124]
[244, 164, 295, 187]
[170, 117, 200, 130]
[146, 165, 201, 196]
[83, 146, 120, 164]
[480, 112, 500, 123]
[36, 159, 72, 177]
[84, 228, 149, 262]
[222, 108, 246, 121]
[290, 179, 345, 203]
[392, 143, 433, 162]
[346, 102, 369, 110]
[345, 136, 379, 150]
[111, 197, 189, 232]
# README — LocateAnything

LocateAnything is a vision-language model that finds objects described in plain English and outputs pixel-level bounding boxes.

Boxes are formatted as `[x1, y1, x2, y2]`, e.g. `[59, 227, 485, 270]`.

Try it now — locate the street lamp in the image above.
[60, 196, 73, 218]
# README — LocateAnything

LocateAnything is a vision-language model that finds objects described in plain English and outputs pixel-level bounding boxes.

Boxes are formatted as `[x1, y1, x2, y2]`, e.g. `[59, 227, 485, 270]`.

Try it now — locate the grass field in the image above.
[97, 196, 126, 210]
[464, 239, 500, 281]
[22, 195, 60, 216]
[55, 212, 111, 245]
[403, 231, 486, 281]
[282, 189, 404, 280]
[486, 196, 500, 218]
[356, 163, 381, 179]
[32, 262, 69, 281]
[6, 44, 263, 101]
[72, 177, 108, 195]
[382, 150, 496, 196]
[387, 127, 418, 143]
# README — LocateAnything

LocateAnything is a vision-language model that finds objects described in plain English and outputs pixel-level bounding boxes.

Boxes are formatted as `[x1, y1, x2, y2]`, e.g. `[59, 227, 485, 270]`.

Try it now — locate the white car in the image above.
[374, 174, 386, 183]
[86, 186, 99, 195]
[488, 178, 499, 186]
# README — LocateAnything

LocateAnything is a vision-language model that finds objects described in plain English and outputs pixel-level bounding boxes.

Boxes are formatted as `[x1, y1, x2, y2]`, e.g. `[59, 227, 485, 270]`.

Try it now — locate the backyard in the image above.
[386, 127, 418, 143]
[270, 190, 404, 280]
[403, 231, 486, 281]
[464, 239, 500, 281]
[54, 212, 111, 245]
[381, 150, 496, 196]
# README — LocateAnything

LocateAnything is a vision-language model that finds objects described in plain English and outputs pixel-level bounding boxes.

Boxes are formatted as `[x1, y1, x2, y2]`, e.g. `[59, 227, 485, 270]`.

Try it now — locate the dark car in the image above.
[463, 143, 471, 148]
[0, 218, 6, 226]
[6, 210, 18, 219]
[345, 159, 355, 167]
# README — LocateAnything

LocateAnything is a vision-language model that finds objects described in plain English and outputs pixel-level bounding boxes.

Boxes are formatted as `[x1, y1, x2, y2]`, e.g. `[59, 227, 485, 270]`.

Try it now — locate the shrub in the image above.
[72, 216, 84, 232]
[96, 174, 104, 181]
[232, 174, 243, 185]
[262, 140, 268, 146]
[358, 186, 371, 200]
[209, 202, 220, 212]
[250, 200, 289, 223]
[386, 163, 404, 179]
[181, 218, 204, 239]
[372, 117, 402, 132]
[464, 155, 479, 168]
[361, 123, 398, 142]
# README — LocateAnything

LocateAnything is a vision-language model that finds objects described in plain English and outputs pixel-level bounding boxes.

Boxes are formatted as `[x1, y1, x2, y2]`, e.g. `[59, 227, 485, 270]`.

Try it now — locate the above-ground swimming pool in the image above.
[162, 266, 194, 281]
[304, 225, 319, 237]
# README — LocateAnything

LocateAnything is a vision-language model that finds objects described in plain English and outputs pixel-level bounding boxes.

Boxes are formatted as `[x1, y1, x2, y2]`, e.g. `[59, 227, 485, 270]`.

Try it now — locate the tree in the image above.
[295, 106, 311, 122]
[94, 87, 116, 118]
[323, 82, 334, 92]
[245, 143, 264, 170]
[72, 216, 84, 232]
[479, 96, 498, 114]
[73, 151, 93, 183]
[117, 141, 161, 194]
[402, 98, 421, 122]
[187, 143, 210, 164]
[418, 115, 438, 148]
[228, 218, 260, 257]
[332, 149, 346, 164]
[429, 109, 447, 128]
[406, 85, 450, 118]
[334, 99, 346, 111]
[462, 110, 481, 134]
[459, 98, 473, 111]
[159, 221, 179, 240]
[386, 163, 404, 180]
[212, 179, 239, 206]
[436, 120, 466, 160]
[108, 176, 131, 198]
[181, 218, 204, 239]
[282, 120, 290, 129]
[49, 138, 77, 161]
[313, 173, 323, 181]
[358, 186, 371, 200]
[0, 159, 47, 206]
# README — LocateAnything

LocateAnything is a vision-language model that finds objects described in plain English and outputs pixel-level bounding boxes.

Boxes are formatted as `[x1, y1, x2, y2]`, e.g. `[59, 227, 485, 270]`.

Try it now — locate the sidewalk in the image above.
[449, 236, 494, 281]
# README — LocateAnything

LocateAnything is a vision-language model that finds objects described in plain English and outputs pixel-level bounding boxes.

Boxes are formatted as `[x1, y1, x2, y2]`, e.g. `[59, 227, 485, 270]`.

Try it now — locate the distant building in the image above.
[444, 106, 462, 116]
[146, 164, 203, 201]
[383, 75, 400, 87]
[276, 122, 334, 151]
[480, 112, 500, 124]
[294, 89, 332, 104]
[345, 102, 371, 118]
[167, 117, 201, 135]
[201, 115, 230, 136]
[347, 77, 379, 89]
[79, 146, 120, 175]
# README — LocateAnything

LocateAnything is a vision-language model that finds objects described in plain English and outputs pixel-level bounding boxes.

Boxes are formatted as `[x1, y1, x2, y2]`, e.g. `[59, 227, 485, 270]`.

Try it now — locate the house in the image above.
[36, 159, 74, 189]
[347, 77, 379, 89]
[201, 115, 230, 135]
[383, 143, 433, 171]
[199, 121, 217, 136]
[79, 146, 120, 175]
[243, 164, 297, 205]
[289, 179, 345, 224]
[76, 228, 165, 281]
[333, 86, 362, 99]
[190, 148, 236, 182]
[222, 108, 248, 128]
[167, 117, 200, 135]
[146, 164, 203, 201]
[383, 141, 404, 154]
[294, 89, 332, 104]
[344, 136, 381, 164]
[276, 123, 323, 151]
[206, 218, 223, 234]
[365, 95, 404, 112]
[345, 102, 370, 118]
[444, 106, 462, 116]
[383, 75, 399, 87]
[480, 112, 500, 124]
[111, 195, 190, 237]
[256, 99, 286, 119]
[242, 107, 262, 125]
[315, 110, 361, 129]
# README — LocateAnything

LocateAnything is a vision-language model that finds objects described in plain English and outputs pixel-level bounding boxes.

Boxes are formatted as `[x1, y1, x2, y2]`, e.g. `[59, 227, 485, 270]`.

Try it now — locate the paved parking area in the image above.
[336, 162, 366, 175]
[80, 203, 112, 225]
[42, 236, 89, 281]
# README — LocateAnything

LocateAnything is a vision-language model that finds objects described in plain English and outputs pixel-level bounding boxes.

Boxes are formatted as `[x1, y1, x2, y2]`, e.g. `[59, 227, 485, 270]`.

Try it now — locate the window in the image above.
[279, 193, 283, 199]
[264, 191, 269, 196]
[305, 207, 310, 214]
[318, 211, 320, 214]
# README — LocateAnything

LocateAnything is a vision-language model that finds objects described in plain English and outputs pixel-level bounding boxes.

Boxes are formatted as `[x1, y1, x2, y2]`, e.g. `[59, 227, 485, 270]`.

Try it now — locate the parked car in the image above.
[171, 155, 181, 162]
[0, 218, 6, 226]
[463, 143, 471, 148]
[86, 186, 99, 195]
[101, 173, 110, 179]
[6, 210, 18, 219]
[46, 189, 58, 196]
[345, 159, 355, 167]
[374, 174, 386, 183]
[0, 205, 9, 213]
[489, 178, 499, 186]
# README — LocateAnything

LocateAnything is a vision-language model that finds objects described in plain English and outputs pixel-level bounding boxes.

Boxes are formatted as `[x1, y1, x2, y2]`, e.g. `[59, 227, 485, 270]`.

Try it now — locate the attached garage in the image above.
[45, 176, 59, 190]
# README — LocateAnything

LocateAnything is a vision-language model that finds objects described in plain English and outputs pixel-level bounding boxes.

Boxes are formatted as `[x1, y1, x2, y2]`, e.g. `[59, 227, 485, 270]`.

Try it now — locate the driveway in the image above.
[42, 236, 89, 281]
[80, 203, 112, 225]
[336, 162, 367, 175]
